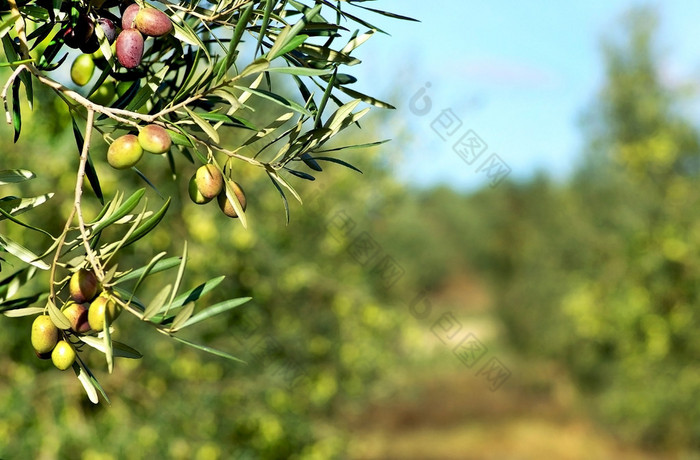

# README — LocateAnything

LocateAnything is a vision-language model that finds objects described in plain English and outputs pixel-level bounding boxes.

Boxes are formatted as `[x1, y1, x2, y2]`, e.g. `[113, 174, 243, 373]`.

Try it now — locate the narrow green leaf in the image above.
[324, 99, 361, 131]
[103, 307, 113, 373]
[268, 4, 321, 59]
[0, 169, 34, 185]
[112, 256, 181, 284]
[92, 188, 145, 233]
[341, 29, 375, 54]
[80, 336, 143, 359]
[0, 235, 49, 269]
[11, 77, 21, 142]
[170, 335, 246, 363]
[47, 300, 71, 330]
[352, 4, 420, 22]
[222, 180, 248, 228]
[74, 364, 99, 404]
[102, 264, 119, 285]
[143, 284, 171, 321]
[268, 171, 290, 224]
[0, 13, 20, 41]
[3, 306, 44, 317]
[166, 129, 195, 147]
[169, 301, 194, 332]
[240, 57, 270, 77]
[256, 0, 276, 55]
[172, 21, 210, 61]
[233, 86, 311, 116]
[0, 292, 44, 312]
[0, 193, 53, 219]
[311, 156, 363, 173]
[0, 266, 37, 300]
[71, 116, 103, 203]
[269, 34, 309, 60]
[312, 139, 390, 154]
[239, 111, 295, 150]
[182, 297, 252, 328]
[337, 85, 395, 109]
[266, 66, 332, 76]
[162, 241, 187, 318]
[169, 275, 226, 310]
[297, 43, 360, 65]
[122, 197, 171, 247]
[0, 205, 55, 238]
[129, 251, 167, 296]
[267, 168, 302, 204]
[112, 341, 143, 359]
[185, 107, 220, 144]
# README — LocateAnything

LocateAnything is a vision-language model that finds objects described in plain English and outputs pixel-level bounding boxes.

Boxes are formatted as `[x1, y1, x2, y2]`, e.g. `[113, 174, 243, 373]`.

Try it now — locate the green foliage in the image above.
[0, 0, 411, 405]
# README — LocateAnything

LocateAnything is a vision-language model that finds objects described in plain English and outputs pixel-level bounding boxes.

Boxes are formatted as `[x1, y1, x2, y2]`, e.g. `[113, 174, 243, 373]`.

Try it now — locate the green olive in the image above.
[51, 340, 76, 371]
[31, 315, 59, 354]
[89, 81, 116, 106]
[70, 54, 95, 86]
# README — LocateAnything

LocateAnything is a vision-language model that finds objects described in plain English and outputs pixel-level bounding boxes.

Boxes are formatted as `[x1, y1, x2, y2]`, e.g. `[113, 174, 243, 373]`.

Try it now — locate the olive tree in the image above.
[0, 0, 412, 403]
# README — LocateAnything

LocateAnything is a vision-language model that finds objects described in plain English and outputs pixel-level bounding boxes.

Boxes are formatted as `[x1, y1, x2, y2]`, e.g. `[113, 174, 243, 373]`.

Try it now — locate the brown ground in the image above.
[342, 273, 682, 460]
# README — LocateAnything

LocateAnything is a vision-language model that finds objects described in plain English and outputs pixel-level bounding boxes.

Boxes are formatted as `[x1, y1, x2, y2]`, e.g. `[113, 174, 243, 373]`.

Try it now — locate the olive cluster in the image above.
[67, 2, 172, 89]
[30, 270, 121, 371]
[188, 165, 248, 219]
[116, 3, 172, 69]
[107, 124, 172, 169]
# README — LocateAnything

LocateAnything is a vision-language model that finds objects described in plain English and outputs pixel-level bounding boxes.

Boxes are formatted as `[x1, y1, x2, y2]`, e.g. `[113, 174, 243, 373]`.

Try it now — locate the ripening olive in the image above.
[62, 301, 91, 334]
[217, 181, 247, 218]
[107, 134, 143, 169]
[31, 315, 59, 354]
[138, 124, 171, 154]
[121, 3, 140, 29]
[188, 175, 211, 204]
[115, 29, 144, 69]
[69, 269, 100, 303]
[70, 54, 95, 87]
[51, 341, 76, 371]
[194, 164, 223, 201]
[88, 293, 121, 332]
[134, 7, 172, 37]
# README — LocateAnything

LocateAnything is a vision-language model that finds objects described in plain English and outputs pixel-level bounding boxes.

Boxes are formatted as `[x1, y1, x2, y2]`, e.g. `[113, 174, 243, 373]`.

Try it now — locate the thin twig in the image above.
[75, 109, 105, 280]
[1, 64, 28, 124]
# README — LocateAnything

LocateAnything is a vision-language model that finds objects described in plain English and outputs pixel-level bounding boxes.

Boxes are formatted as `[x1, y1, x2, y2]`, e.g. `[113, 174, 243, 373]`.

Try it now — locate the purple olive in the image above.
[121, 3, 140, 30]
[98, 18, 117, 44]
[115, 29, 144, 69]
[134, 8, 173, 37]
[62, 14, 95, 49]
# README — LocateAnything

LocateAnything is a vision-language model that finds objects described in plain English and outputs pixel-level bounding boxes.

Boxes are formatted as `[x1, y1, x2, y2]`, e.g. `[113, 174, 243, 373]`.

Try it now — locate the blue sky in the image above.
[344, 1, 700, 190]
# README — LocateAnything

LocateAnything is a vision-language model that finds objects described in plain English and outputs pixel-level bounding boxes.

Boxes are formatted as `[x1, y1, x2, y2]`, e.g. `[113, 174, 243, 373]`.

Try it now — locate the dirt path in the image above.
[341, 273, 668, 460]
[343, 366, 662, 460]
